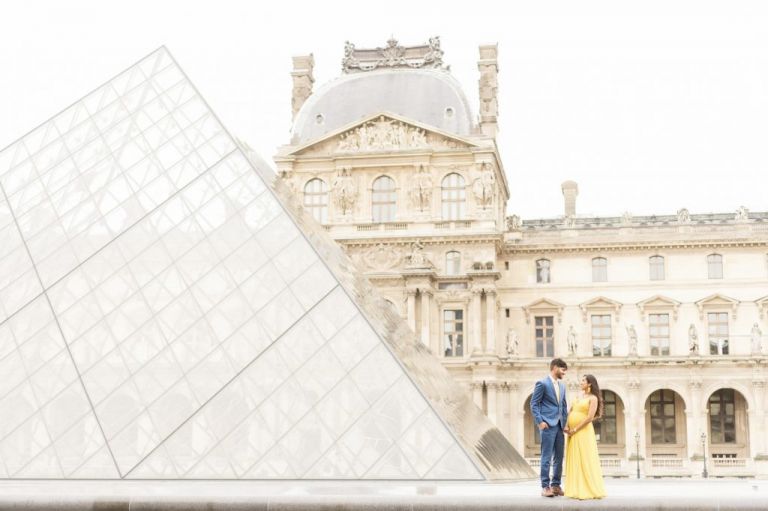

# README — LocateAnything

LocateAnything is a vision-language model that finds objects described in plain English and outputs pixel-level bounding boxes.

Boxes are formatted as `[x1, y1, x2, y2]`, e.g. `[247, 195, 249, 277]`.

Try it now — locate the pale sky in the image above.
[2, 0, 767, 218]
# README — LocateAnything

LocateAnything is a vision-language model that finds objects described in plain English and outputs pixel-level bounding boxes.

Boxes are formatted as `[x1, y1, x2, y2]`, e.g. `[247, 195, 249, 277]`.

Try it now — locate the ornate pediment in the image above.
[695, 293, 740, 319]
[637, 295, 681, 321]
[579, 296, 622, 322]
[289, 113, 475, 157]
[523, 298, 565, 324]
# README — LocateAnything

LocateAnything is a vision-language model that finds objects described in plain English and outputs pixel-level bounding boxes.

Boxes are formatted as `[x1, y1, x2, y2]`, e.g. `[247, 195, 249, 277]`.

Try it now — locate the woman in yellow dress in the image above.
[564, 374, 607, 499]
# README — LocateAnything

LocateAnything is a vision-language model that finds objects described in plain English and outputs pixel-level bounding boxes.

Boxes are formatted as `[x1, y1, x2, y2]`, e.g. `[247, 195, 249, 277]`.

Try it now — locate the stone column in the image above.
[686, 379, 705, 458]
[486, 382, 498, 425]
[750, 380, 767, 458]
[485, 290, 497, 355]
[406, 289, 417, 332]
[420, 290, 431, 348]
[470, 382, 484, 410]
[509, 383, 525, 453]
[470, 289, 482, 354]
[626, 378, 643, 472]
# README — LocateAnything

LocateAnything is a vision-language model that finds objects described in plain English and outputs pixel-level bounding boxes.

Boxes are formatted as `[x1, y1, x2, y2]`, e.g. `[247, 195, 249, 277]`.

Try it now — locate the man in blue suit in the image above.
[530, 358, 568, 497]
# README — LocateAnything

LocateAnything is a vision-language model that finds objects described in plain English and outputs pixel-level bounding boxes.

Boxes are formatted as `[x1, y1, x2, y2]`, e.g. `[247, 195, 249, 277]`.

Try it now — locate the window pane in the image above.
[708, 254, 723, 279]
[445, 251, 461, 275]
[650, 256, 665, 280]
[441, 173, 465, 220]
[535, 315, 554, 357]
[591, 314, 611, 356]
[592, 258, 607, 282]
[443, 309, 464, 357]
[303, 179, 328, 224]
[372, 176, 396, 222]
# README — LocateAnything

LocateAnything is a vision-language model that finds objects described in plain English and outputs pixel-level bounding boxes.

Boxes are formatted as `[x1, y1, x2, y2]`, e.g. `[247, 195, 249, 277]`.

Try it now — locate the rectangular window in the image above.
[592, 258, 607, 282]
[443, 309, 464, 357]
[535, 316, 554, 357]
[591, 314, 612, 356]
[708, 312, 729, 355]
[707, 254, 723, 279]
[649, 256, 665, 281]
[649, 313, 670, 356]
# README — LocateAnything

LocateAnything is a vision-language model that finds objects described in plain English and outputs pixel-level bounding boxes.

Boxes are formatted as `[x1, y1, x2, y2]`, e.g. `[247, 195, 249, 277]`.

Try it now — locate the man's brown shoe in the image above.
[551, 486, 564, 496]
[541, 487, 554, 497]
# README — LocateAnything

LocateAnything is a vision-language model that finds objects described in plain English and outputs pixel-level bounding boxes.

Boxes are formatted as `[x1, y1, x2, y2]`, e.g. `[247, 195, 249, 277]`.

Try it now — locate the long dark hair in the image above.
[584, 374, 604, 421]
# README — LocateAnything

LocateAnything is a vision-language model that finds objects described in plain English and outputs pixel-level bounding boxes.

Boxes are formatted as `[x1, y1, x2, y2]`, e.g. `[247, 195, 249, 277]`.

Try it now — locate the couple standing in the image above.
[530, 358, 606, 500]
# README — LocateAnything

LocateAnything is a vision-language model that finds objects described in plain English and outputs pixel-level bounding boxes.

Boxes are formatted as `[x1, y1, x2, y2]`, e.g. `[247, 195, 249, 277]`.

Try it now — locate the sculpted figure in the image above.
[751, 323, 763, 355]
[688, 324, 699, 354]
[567, 326, 578, 355]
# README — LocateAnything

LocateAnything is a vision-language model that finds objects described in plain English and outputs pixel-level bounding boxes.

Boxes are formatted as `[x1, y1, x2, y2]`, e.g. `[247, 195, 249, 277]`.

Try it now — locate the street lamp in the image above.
[701, 432, 708, 478]
[634, 432, 641, 479]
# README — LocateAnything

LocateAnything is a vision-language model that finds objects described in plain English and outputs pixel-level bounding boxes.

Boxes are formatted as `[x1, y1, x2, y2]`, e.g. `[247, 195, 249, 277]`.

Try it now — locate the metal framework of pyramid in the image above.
[0, 47, 533, 480]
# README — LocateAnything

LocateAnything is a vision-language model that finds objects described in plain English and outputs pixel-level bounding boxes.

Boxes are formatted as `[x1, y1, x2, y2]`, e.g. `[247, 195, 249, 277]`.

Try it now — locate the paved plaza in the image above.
[0, 478, 766, 509]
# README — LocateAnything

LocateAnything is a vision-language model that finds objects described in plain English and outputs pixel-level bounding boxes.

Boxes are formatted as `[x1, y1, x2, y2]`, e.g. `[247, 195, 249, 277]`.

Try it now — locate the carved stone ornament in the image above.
[361, 243, 402, 270]
[337, 116, 428, 152]
[404, 239, 434, 269]
[621, 211, 633, 226]
[735, 205, 749, 221]
[331, 167, 357, 215]
[506, 214, 522, 231]
[563, 215, 576, 228]
[342, 37, 446, 73]
[472, 162, 495, 208]
[409, 164, 433, 212]
[676, 208, 691, 224]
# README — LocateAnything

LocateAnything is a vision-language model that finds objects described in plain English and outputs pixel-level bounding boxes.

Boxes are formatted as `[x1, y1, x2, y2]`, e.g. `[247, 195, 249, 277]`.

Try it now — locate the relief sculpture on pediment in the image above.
[337, 116, 429, 152]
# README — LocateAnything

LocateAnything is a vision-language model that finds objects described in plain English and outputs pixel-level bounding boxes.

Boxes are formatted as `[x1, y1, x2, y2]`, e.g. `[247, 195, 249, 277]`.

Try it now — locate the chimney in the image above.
[477, 44, 498, 137]
[561, 181, 578, 216]
[291, 54, 314, 120]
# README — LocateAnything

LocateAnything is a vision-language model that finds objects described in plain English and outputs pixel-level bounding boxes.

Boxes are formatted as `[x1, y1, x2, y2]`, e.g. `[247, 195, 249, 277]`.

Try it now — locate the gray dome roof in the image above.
[292, 69, 475, 144]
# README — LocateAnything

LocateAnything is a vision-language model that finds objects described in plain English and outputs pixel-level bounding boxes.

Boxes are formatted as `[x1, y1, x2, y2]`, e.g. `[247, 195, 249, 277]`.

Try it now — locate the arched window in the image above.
[445, 251, 461, 275]
[649, 255, 665, 280]
[441, 173, 465, 220]
[650, 390, 676, 444]
[594, 390, 618, 444]
[536, 259, 551, 283]
[303, 178, 328, 224]
[707, 254, 723, 279]
[592, 257, 607, 282]
[709, 389, 736, 443]
[372, 176, 396, 222]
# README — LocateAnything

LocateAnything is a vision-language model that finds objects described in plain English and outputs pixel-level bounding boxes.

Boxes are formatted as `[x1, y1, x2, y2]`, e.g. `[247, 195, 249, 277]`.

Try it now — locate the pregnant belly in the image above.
[567, 412, 586, 428]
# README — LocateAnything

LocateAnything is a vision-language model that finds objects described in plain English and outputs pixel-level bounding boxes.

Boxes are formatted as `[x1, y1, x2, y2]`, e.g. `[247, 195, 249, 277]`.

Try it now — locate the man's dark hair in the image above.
[550, 358, 568, 370]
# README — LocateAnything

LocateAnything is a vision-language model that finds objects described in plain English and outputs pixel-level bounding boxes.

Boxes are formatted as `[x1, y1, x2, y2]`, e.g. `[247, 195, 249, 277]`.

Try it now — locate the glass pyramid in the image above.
[0, 47, 533, 480]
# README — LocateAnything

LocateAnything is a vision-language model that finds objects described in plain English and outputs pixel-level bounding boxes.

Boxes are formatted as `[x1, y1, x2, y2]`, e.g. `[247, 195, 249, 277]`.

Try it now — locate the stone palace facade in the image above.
[274, 38, 768, 478]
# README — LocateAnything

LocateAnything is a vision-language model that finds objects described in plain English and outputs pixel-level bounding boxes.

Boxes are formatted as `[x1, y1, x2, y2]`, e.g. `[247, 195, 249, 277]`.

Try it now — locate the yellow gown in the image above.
[565, 397, 606, 499]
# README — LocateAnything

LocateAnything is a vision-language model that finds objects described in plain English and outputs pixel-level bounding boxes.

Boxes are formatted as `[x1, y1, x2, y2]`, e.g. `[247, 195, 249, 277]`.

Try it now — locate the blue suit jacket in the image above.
[530, 377, 568, 429]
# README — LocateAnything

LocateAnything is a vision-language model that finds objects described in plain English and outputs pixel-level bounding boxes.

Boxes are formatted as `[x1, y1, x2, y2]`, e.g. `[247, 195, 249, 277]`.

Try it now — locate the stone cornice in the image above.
[504, 238, 768, 254]
[340, 234, 503, 248]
